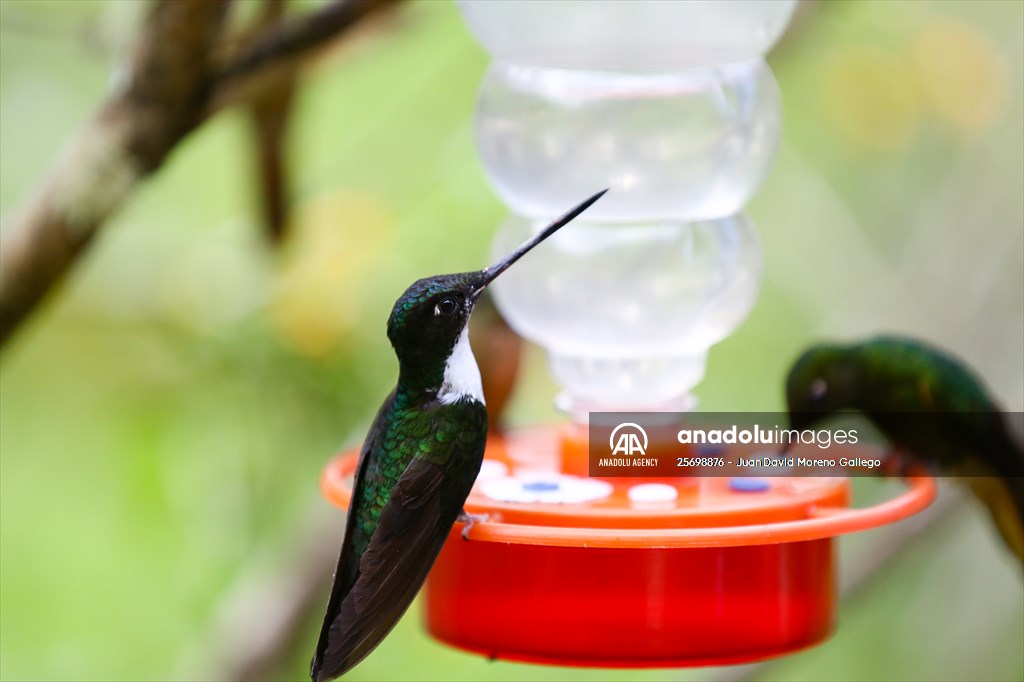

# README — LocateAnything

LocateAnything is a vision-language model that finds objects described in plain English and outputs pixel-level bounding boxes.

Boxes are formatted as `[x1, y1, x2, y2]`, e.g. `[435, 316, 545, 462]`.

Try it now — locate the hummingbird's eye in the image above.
[809, 378, 828, 401]
[435, 297, 459, 318]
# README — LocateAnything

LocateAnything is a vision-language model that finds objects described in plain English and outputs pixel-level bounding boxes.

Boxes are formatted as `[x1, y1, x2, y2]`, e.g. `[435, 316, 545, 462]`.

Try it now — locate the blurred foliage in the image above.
[1, 1, 1022, 681]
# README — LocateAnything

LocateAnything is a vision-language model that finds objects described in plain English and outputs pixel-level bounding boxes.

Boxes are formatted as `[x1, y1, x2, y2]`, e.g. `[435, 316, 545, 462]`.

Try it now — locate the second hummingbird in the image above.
[310, 189, 608, 681]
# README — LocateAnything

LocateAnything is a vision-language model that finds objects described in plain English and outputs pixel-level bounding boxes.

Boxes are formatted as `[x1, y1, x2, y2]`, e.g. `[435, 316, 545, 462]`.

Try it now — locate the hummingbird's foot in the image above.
[457, 511, 490, 541]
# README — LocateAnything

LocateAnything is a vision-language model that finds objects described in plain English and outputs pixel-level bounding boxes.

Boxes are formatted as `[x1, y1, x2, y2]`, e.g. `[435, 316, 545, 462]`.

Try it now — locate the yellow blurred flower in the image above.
[911, 16, 1009, 132]
[269, 191, 394, 357]
[821, 44, 923, 151]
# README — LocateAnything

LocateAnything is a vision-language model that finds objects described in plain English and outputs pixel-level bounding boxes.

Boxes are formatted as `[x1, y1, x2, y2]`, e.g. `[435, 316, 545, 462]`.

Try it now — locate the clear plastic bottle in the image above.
[458, 1, 793, 410]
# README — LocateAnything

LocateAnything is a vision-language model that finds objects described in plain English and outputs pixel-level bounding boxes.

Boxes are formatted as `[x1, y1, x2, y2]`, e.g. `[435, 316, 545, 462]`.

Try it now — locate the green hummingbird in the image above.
[784, 335, 1024, 563]
[310, 189, 607, 681]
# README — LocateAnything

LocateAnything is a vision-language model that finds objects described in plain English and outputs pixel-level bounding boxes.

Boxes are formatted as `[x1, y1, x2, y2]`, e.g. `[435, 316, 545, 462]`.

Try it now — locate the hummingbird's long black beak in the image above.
[473, 189, 608, 296]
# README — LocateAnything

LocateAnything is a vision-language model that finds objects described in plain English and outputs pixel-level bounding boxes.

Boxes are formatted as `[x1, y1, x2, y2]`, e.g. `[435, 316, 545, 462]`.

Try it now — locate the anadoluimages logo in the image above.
[609, 422, 648, 456]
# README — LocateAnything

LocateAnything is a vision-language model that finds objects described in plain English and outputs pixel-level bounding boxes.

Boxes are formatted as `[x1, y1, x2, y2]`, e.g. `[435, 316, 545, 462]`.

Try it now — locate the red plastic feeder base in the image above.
[321, 426, 935, 668]
[427, 537, 834, 667]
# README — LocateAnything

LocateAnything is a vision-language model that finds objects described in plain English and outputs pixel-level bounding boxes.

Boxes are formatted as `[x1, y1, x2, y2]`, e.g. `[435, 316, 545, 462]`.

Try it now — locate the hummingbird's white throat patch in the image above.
[438, 328, 484, 405]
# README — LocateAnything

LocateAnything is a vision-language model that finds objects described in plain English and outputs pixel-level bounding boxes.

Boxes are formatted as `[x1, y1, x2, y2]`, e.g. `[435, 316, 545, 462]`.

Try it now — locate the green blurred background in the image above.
[1, 1, 1021, 680]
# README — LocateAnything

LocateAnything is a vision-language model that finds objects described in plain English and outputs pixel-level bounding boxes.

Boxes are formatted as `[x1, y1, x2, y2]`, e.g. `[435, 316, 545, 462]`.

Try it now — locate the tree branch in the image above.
[0, 0, 399, 348]
[0, 0, 232, 346]
[204, 0, 399, 117]
[216, 0, 394, 83]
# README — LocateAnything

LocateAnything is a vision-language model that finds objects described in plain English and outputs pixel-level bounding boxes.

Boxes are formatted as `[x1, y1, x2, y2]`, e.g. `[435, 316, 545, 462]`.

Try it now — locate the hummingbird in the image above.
[784, 335, 1024, 563]
[310, 189, 608, 681]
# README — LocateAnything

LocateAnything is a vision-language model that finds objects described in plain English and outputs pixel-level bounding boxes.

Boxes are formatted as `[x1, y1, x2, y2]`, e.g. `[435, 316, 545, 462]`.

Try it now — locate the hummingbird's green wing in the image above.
[311, 390, 393, 679]
[312, 399, 486, 680]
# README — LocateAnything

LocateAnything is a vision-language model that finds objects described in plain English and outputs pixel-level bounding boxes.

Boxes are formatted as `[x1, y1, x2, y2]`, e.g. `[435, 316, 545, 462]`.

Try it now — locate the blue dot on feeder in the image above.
[730, 478, 770, 493]
[522, 480, 560, 492]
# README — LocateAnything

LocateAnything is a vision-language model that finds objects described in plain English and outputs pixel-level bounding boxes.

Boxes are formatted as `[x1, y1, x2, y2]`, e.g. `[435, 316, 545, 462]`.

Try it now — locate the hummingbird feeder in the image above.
[322, 0, 936, 669]
[323, 431, 934, 666]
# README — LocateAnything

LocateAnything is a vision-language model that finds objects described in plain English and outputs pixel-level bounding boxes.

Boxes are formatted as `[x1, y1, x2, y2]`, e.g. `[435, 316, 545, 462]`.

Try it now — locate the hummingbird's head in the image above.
[386, 189, 608, 398]
[783, 343, 861, 451]
[386, 271, 485, 374]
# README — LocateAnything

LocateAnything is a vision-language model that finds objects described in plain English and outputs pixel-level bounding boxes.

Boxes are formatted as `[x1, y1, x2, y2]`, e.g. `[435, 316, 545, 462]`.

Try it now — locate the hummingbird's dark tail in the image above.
[1005, 476, 1024, 562]
[964, 476, 1024, 564]
[964, 421, 1024, 564]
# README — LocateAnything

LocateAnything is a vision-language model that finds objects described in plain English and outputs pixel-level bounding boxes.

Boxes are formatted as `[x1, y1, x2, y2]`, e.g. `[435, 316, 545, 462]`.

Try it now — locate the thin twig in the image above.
[213, 0, 395, 85]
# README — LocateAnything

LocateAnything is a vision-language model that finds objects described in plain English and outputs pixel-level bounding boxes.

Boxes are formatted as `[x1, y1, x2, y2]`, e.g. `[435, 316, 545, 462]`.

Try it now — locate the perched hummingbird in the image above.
[310, 190, 607, 681]
[784, 335, 1024, 563]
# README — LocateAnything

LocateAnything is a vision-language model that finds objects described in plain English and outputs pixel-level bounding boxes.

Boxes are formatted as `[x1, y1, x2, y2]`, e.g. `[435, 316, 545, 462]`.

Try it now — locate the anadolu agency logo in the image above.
[609, 422, 648, 456]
